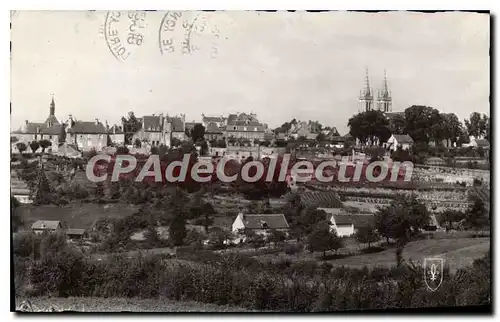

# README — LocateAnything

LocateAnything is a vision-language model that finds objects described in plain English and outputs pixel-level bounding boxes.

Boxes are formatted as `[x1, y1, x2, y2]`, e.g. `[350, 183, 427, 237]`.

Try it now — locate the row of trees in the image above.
[348, 107, 490, 146]
[15, 140, 52, 154]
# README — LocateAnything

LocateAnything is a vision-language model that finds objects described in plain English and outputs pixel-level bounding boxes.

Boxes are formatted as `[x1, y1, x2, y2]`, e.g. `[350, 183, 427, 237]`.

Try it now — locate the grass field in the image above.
[255, 237, 490, 272]
[18, 203, 140, 230]
[15, 296, 256, 312]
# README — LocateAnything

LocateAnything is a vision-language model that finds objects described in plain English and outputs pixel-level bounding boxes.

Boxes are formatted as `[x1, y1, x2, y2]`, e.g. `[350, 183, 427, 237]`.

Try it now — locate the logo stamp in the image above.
[424, 257, 444, 292]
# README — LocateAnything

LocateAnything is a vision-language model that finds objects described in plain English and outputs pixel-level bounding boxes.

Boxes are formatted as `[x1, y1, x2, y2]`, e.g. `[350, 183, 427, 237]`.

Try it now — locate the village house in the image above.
[107, 124, 125, 145]
[470, 138, 490, 150]
[133, 114, 171, 147]
[225, 113, 266, 141]
[202, 114, 227, 128]
[232, 213, 290, 235]
[320, 208, 375, 237]
[205, 122, 224, 141]
[12, 97, 62, 152]
[385, 134, 414, 151]
[66, 228, 87, 240]
[31, 220, 63, 235]
[168, 115, 187, 141]
[65, 116, 108, 152]
[288, 121, 318, 140]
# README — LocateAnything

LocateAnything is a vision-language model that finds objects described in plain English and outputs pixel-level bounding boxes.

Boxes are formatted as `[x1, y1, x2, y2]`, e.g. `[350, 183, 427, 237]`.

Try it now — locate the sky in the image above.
[10, 11, 490, 134]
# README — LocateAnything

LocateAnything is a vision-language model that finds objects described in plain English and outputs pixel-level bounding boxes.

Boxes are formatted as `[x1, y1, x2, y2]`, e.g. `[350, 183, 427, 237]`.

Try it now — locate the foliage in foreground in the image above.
[14, 239, 491, 311]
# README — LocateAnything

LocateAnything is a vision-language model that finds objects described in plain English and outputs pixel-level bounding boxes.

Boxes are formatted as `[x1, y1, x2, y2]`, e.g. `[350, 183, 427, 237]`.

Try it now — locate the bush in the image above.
[284, 242, 302, 255]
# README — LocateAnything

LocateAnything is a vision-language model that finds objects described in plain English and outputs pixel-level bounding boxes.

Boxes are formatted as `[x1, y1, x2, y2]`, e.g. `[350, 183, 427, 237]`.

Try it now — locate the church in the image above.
[358, 68, 393, 113]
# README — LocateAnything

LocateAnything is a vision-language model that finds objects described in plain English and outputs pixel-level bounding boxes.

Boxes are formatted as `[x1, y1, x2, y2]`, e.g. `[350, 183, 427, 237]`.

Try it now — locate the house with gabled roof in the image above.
[471, 138, 490, 150]
[168, 115, 187, 141]
[32, 220, 63, 234]
[202, 114, 226, 128]
[65, 116, 108, 152]
[386, 134, 414, 151]
[232, 213, 290, 235]
[107, 124, 125, 145]
[12, 97, 62, 152]
[132, 114, 171, 147]
[323, 209, 375, 237]
[225, 112, 266, 141]
[205, 122, 224, 141]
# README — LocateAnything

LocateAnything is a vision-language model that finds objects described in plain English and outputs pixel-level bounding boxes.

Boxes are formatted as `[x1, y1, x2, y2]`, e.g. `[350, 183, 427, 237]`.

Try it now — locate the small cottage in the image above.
[31, 220, 63, 234]
[232, 213, 289, 235]
[386, 134, 414, 151]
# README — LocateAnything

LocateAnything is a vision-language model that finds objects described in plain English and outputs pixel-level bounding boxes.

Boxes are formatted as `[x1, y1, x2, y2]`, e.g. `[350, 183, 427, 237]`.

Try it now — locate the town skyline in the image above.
[11, 11, 489, 134]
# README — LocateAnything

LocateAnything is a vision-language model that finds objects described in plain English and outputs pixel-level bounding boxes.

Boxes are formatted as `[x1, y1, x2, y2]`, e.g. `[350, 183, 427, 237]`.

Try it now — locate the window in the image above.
[244, 127, 247, 131]
[233, 126, 237, 130]
[49, 135, 52, 139]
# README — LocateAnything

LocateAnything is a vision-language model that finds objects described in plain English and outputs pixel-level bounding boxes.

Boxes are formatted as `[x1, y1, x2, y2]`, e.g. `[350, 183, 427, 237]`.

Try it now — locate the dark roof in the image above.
[66, 228, 86, 235]
[32, 220, 62, 230]
[169, 117, 185, 132]
[67, 121, 107, 134]
[202, 115, 226, 123]
[300, 191, 344, 209]
[474, 139, 490, 147]
[142, 115, 163, 132]
[332, 214, 375, 227]
[24, 122, 47, 134]
[40, 124, 62, 135]
[185, 122, 197, 132]
[392, 134, 414, 144]
[206, 122, 223, 134]
[240, 214, 289, 229]
[45, 115, 59, 125]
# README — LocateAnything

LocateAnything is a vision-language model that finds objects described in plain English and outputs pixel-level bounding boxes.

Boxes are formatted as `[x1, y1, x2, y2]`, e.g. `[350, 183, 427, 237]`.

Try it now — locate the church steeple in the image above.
[49, 95, 55, 116]
[358, 67, 374, 112]
[45, 94, 59, 127]
[377, 69, 392, 112]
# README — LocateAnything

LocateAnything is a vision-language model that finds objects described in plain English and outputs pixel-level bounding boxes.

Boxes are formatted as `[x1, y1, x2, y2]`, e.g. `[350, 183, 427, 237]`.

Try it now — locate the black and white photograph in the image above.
[9, 9, 491, 313]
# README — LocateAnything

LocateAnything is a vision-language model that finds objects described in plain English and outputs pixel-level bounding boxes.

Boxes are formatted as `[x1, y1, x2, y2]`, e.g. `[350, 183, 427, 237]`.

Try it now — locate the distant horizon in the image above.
[11, 11, 490, 134]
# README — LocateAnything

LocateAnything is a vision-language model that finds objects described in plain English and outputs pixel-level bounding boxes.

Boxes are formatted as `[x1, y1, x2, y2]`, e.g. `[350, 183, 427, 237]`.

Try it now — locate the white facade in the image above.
[328, 215, 355, 237]
[386, 135, 412, 151]
[232, 213, 245, 232]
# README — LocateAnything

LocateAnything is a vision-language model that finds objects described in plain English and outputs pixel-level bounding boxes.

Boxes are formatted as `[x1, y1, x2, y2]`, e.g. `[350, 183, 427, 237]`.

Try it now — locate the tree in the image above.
[441, 113, 463, 145]
[354, 226, 379, 249]
[374, 195, 430, 266]
[29, 141, 40, 153]
[169, 214, 187, 246]
[191, 124, 206, 143]
[11, 136, 19, 144]
[404, 105, 442, 144]
[388, 113, 406, 134]
[38, 139, 52, 153]
[122, 112, 142, 144]
[438, 210, 465, 231]
[464, 112, 488, 139]
[16, 142, 27, 154]
[200, 140, 209, 156]
[296, 208, 327, 236]
[171, 137, 182, 148]
[347, 110, 389, 145]
[267, 229, 286, 245]
[465, 197, 489, 236]
[307, 221, 343, 259]
[134, 138, 142, 148]
[116, 145, 129, 154]
[144, 224, 160, 247]
[316, 132, 326, 142]
[11, 196, 23, 232]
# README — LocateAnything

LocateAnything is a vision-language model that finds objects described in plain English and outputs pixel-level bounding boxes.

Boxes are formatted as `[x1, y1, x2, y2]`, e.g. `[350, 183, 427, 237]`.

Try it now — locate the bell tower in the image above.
[358, 68, 374, 112]
[377, 69, 392, 112]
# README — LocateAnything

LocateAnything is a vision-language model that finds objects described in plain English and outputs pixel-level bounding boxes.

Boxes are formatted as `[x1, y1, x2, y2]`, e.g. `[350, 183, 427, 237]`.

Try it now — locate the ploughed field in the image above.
[15, 297, 256, 312]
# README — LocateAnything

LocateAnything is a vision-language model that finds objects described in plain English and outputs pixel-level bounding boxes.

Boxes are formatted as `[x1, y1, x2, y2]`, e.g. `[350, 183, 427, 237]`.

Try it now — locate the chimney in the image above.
[25, 120, 28, 126]
[113, 126, 116, 134]
[95, 118, 99, 125]
[105, 120, 109, 131]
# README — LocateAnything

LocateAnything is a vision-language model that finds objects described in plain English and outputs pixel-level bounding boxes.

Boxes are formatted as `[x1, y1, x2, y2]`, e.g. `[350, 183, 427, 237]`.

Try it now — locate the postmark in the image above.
[159, 11, 226, 59]
[104, 11, 147, 62]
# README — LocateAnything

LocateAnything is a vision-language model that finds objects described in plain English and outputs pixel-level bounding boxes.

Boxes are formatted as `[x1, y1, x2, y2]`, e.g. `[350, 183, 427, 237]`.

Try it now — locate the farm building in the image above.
[232, 213, 289, 235]
[385, 134, 414, 151]
[323, 210, 375, 237]
[66, 228, 86, 240]
[31, 220, 63, 234]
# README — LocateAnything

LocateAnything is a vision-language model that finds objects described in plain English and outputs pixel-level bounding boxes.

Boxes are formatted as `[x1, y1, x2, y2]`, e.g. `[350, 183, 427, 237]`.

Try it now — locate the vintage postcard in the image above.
[10, 10, 491, 313]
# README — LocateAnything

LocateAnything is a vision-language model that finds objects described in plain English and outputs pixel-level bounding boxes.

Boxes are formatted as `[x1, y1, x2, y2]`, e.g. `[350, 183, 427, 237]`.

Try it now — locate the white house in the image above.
[470, 138, 490, 150]
[386, 134, 414, 151]
[321, 209, 375, 237]
[232, 213, 289, 235]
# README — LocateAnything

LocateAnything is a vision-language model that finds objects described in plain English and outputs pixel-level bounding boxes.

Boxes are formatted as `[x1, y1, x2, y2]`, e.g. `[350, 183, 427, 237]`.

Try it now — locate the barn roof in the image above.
[239, 214, 289, 229]
[32, 220, 61, 230]
[300, 191, 344, 209]
[332, 214, 375, 227]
